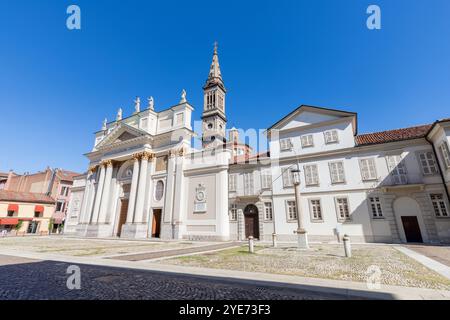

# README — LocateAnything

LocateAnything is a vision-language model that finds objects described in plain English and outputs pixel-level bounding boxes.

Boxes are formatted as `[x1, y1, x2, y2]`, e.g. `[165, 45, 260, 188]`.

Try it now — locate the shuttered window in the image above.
[359, 158, 377, 181]
[230, 204, 238, 221]
[261, 170, 272, 189]
[304, 164, 319, 186]
[243, 173, 254, 195]
[301, 134, 314, 148]
[324, 130, 339, 144]
[329, 161, 345, 184]
[264, 202, 273, 220]
[418, 151, 438, 175]
[280, 138, 292, 151]
[386, 155, 408, 185]
[282, 168, 294, 187]
[440, 142, 450, 168]
[229, 174, 237, 191]
[369, 197, 383, 218]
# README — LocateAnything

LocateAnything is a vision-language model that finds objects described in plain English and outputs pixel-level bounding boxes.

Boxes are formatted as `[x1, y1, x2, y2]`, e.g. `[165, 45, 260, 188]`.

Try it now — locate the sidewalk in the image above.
[0, 247, 449, 300]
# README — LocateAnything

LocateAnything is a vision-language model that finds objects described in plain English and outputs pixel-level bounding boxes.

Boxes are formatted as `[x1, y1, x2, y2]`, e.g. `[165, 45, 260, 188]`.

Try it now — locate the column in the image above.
[134, 152, 152, 223]
[126, 154, 141, 224]
[91, 162, 106, 224]
[79, 169, 93, 223]
[97, 160, 114, 223]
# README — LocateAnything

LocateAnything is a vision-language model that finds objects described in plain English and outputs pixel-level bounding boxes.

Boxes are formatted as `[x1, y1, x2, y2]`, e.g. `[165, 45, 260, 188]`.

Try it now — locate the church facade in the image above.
[65, 46, 450, 244]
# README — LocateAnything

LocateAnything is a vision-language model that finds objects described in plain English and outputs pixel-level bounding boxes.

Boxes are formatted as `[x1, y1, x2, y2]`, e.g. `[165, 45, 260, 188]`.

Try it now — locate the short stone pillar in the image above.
[248, 236, 254, 254]
[296, 228, 309, 249]
[343, 234, 351, 258]
[272, 233, 277, 248]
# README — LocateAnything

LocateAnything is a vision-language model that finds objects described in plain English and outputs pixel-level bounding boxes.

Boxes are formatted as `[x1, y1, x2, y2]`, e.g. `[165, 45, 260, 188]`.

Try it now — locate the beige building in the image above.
[0, 190, 54, 235]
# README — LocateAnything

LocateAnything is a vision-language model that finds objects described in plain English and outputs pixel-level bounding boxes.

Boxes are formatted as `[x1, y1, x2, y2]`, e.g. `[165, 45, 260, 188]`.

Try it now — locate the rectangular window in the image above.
[56, 201, 64, 212]
[261, 171, 272, 189]
[419, 151, 438, 175]
[264, 202, 273, 220]
[369, 197, 383, 218]
[309, 199, 323, 221]
[335, 197, 350, 221]
[286, 200, 297, 220]
[386, 155, 408, 185]
[7, 210, 14, 217]
[440, 142, 450, 168]
[229, 174, 237, 191]
[230, 204, 238, 221]
[282, 168, 294, 187]
[243, 172, 254, 195]
[304, 164, 319, 186]
[430, 194, 448, 217]
[301, 134, 314, 148]
[329, 161, 346, 184]
[359, 158, 378, 181]
[60, 186, 69, 197]
[280, 138, 292, 151]
[324, 130, 339, 144]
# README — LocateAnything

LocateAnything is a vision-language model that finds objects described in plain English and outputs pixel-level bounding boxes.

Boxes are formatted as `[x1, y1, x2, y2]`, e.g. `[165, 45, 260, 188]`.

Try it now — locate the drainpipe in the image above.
[425, 137, 450, 205]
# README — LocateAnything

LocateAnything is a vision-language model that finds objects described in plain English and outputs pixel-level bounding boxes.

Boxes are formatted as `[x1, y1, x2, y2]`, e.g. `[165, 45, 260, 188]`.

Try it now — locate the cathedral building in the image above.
[65, 46, 450, 244]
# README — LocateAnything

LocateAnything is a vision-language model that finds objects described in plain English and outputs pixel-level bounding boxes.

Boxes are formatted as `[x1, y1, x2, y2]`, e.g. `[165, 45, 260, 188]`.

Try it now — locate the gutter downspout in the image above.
[425, 137, 450, 205]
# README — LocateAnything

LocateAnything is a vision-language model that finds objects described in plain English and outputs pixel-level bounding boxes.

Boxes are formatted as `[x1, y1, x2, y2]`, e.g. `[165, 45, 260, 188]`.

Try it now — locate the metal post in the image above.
[292, 170, 309, 249]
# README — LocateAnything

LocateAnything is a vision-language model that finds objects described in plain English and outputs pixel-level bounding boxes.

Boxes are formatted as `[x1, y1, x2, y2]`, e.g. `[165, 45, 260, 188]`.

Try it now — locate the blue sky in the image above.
[1, 0, 449, 174]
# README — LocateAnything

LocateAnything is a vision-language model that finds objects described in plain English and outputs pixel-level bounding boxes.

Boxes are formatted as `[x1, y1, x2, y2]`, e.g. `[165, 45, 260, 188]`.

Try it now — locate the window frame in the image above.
[229, 174, 237, 192]
[386, 155, 408, 185]
[324, 130, 339, 144]
[229, 204, 238, 221]
[417, 151, 439, 176]
[279, 138, 293, 151]
[439, 142, 450, 169]
[430, 193, 449, 218]
[282, 167, 294, 188]
[329, 161, 346, 184]
[308, 198, 323, 222]
[303, 164, 319, 186]
[368, 196, 384, 219]
[264, 202, 273, 221]
[300, 134, 314, 148]
[260, 170, 272, 190]
[335, 196, 351, 222]
[359, 158, 378, 181]
[286, 200, 298, 222]
[243, 172, 254, 196]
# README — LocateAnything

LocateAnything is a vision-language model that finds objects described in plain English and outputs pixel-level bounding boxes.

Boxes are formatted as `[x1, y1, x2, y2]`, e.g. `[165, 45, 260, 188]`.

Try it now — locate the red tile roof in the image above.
[56, 170, 81, 182]
[0, 190, 55, 204]
[231, 151, 270, 165]
[355, 124, 432, 146]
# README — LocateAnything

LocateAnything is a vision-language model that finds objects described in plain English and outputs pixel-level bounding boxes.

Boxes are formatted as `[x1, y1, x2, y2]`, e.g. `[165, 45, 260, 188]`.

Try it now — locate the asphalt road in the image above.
[0, 254, 350, 300]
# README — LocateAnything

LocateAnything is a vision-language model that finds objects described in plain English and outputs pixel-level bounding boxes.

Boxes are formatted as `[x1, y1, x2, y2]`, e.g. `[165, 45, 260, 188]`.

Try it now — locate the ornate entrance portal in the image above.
[244, 204, 259, 239]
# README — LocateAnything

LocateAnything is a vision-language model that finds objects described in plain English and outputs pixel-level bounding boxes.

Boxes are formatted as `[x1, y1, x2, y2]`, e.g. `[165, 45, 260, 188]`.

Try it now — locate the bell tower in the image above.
[202, 42, 227, 148]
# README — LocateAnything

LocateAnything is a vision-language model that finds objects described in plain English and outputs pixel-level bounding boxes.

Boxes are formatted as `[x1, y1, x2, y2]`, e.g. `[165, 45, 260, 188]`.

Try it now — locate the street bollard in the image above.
[248, 236, 254, 253]
[343, 234, 351, 258]
[272, 233, 277, 248]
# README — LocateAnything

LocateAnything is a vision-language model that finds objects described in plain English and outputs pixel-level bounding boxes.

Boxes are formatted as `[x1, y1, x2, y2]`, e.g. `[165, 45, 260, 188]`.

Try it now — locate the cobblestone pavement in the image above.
[405, 244, 450, 267]
[108, 242, 241, 261]
[0, 254, 353, 300]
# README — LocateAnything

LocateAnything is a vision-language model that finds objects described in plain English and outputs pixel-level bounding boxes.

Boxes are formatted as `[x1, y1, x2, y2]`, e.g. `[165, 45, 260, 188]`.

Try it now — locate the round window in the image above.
[154, 180, 164, 201]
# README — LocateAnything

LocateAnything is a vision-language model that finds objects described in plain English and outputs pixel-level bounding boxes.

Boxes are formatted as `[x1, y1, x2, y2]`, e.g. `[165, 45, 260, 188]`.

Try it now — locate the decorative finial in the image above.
[214, 41, 218, 54]
[147, 96, 154, 110]
[116, 108, 123, 121]
[180, 89, 187, 103]
[102, 118, 107, 131]
[134, 97, 141, 114]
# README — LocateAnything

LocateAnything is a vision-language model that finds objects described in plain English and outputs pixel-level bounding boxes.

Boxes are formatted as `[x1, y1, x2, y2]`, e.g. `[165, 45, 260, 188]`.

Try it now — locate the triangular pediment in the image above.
[95, 123, 148, 150]
[268, 105, 357, 132]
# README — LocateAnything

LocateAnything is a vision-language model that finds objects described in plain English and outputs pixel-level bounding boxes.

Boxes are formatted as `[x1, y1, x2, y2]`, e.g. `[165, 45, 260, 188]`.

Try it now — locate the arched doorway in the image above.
[244, 204, 259, 239]
[393, 197, 424, 243]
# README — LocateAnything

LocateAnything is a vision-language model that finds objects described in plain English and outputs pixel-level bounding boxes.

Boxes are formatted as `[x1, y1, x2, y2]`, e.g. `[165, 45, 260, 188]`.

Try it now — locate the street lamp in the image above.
[291, 168, 309, 249]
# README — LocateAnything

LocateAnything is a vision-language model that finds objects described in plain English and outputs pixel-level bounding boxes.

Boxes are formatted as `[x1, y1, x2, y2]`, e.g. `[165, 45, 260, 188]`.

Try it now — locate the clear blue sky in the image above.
[1, 0, 449, 174]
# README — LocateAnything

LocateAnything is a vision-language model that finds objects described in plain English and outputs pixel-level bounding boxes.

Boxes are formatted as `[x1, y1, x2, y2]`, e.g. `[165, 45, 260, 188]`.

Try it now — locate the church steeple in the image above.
[202, 42, 227, 148]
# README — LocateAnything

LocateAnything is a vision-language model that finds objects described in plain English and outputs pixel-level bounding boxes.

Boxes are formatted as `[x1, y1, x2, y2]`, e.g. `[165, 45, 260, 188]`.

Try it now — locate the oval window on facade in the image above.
[154, 180, 164, 201]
